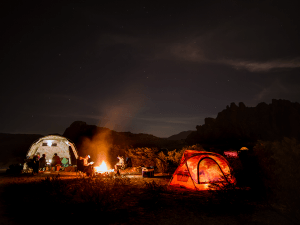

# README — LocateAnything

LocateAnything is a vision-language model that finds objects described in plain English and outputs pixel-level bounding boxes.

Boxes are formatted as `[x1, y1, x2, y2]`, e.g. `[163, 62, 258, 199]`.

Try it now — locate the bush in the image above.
[225, 157, 244, 187]
[166, 149, 185, 166]
[208, 174, 244, 206]
[6, 164, 23, 174]
[155, 144, 205, 173]
[155, 156, 168, 173]
[253, 137, 300, 222]
[181, 144, 205, 151]
[3, 176, 133, 224]
[125, 147, 158, 167]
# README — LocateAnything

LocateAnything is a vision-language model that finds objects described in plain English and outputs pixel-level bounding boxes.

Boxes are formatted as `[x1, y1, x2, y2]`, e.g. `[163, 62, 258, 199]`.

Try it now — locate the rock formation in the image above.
[186, 99, 300, 148]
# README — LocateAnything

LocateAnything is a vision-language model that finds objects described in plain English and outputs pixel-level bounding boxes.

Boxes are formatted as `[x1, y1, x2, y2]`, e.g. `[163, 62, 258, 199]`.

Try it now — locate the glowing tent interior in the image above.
[168, 150, 236, 191]
[25, 135, 78, 166]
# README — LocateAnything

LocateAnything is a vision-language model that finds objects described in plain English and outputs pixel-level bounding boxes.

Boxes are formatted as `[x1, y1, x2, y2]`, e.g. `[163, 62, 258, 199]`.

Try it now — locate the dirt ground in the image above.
[0, 171, 297, 225]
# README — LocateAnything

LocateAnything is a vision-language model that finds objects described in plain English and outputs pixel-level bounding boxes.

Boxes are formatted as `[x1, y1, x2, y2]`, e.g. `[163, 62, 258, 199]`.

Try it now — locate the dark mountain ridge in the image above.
[1, 99, 299, 168]
[186, 99, 300, 149]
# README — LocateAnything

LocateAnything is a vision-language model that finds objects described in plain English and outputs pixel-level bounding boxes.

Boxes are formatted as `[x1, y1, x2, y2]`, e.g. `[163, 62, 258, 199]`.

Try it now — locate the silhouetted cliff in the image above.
[186, 99, 300, 148]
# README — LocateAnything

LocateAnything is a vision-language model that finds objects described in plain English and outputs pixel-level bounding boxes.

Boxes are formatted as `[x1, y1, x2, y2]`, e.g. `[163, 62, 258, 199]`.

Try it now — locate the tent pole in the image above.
[185, 161, 199, 191]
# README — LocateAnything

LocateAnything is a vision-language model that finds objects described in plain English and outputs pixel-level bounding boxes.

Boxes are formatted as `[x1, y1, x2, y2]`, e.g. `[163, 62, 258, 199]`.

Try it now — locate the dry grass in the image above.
[0, 172, 296, 225]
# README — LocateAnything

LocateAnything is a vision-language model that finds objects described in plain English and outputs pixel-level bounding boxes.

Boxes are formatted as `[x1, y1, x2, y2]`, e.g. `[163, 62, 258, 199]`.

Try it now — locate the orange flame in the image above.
[94, 160, 114, 173]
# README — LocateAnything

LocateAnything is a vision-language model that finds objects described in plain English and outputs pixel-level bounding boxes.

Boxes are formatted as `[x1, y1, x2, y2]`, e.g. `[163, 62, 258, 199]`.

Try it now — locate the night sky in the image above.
[1, 1, 300, 137]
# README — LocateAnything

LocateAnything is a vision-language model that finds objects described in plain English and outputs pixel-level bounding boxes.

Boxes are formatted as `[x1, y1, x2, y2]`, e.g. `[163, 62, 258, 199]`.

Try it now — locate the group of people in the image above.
[31, 152, 62, 175]
[30, 152, 131, 176]
[76, 154, 131, 177]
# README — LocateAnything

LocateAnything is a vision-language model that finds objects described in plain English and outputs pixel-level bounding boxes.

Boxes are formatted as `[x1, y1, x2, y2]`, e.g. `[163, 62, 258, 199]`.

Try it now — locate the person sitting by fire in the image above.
[32, 153, 40, 175]
[51, 153, 62, 171]
[39, 154, 46, 171]
[115, 155, 125, 171]
[79, 155, 94, 177]
[51, 153, 61, 167]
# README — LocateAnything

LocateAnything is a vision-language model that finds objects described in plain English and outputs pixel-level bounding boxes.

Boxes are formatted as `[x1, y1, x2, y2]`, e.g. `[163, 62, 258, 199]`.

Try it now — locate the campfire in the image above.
[94, 160, 114, 175]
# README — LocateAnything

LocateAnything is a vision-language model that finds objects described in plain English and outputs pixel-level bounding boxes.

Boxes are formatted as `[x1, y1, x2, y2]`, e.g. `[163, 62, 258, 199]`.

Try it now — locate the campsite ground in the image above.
[0, 171, 296, 225]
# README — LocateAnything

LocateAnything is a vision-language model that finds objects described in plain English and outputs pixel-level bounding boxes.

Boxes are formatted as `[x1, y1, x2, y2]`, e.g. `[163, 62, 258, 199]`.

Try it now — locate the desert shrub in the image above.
[156, 144, 204, 171]
[208, 174, 236, 191]
[139, 180, 167, 208]
[6, 163, 23, 174]
[225, 157, 244, 186]
[144, 180, 166, 193]
[253, 137, 300, 222]
[2, 176, 133, 224]
[125, 147, 158, 167]
[155, 153, 169, 173]
[207, 174, 257, 215]
[166, 149, 185, 166]
[181, 144, 205, 151]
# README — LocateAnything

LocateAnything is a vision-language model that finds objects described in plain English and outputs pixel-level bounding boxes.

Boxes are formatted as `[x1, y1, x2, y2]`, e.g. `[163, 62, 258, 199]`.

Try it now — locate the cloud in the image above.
[222, 58, 300, 72]
[169, 40, 300, 72]
[164, 14, 300, 73]
[254, 78, 300, 103]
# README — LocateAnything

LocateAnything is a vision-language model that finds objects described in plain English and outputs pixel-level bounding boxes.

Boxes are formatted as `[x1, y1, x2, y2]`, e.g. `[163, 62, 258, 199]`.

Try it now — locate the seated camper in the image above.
[78, 155, 94, 177]
[115, 155, 125, 170]
[61, 158, 69, 167]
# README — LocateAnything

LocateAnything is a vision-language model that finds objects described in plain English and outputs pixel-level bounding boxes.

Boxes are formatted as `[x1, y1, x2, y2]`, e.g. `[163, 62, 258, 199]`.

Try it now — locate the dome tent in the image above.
[169, 150, 236, 191]
[25, 135, 78, 166]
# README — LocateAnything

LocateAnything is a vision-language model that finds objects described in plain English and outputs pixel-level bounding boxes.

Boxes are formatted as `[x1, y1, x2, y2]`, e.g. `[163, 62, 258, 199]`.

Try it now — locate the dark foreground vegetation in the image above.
[0, 98, 299, 224]
[1, 137, 299, 224]
[0, 173, 297, 225]
[0, 176, 261, 225]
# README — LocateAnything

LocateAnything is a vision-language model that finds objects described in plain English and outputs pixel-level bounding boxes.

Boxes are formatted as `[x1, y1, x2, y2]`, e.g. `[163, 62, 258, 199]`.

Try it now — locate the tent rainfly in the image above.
[169, 150, 236, 191]
[25, 135, 78, 166]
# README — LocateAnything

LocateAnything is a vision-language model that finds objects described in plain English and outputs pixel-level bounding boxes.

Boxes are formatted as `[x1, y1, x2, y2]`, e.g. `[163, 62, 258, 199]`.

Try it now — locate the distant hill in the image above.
[186, 99, 300, 149]
[167, 131, 194, 140]
[63, 121, 185, 151]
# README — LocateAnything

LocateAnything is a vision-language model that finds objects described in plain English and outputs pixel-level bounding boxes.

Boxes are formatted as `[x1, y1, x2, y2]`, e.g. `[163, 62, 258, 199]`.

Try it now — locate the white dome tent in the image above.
[24, 135, 78, 169]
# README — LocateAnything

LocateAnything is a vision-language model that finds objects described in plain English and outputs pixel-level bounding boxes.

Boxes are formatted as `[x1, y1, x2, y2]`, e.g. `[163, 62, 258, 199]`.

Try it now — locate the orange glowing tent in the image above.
[168, 150, 236, 191]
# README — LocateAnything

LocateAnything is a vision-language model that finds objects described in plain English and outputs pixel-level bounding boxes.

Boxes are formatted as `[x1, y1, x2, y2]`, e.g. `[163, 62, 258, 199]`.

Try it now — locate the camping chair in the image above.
[125, 157, 132, 168]
[121, 163, 126, 170]
[76, 158, 84, 177]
